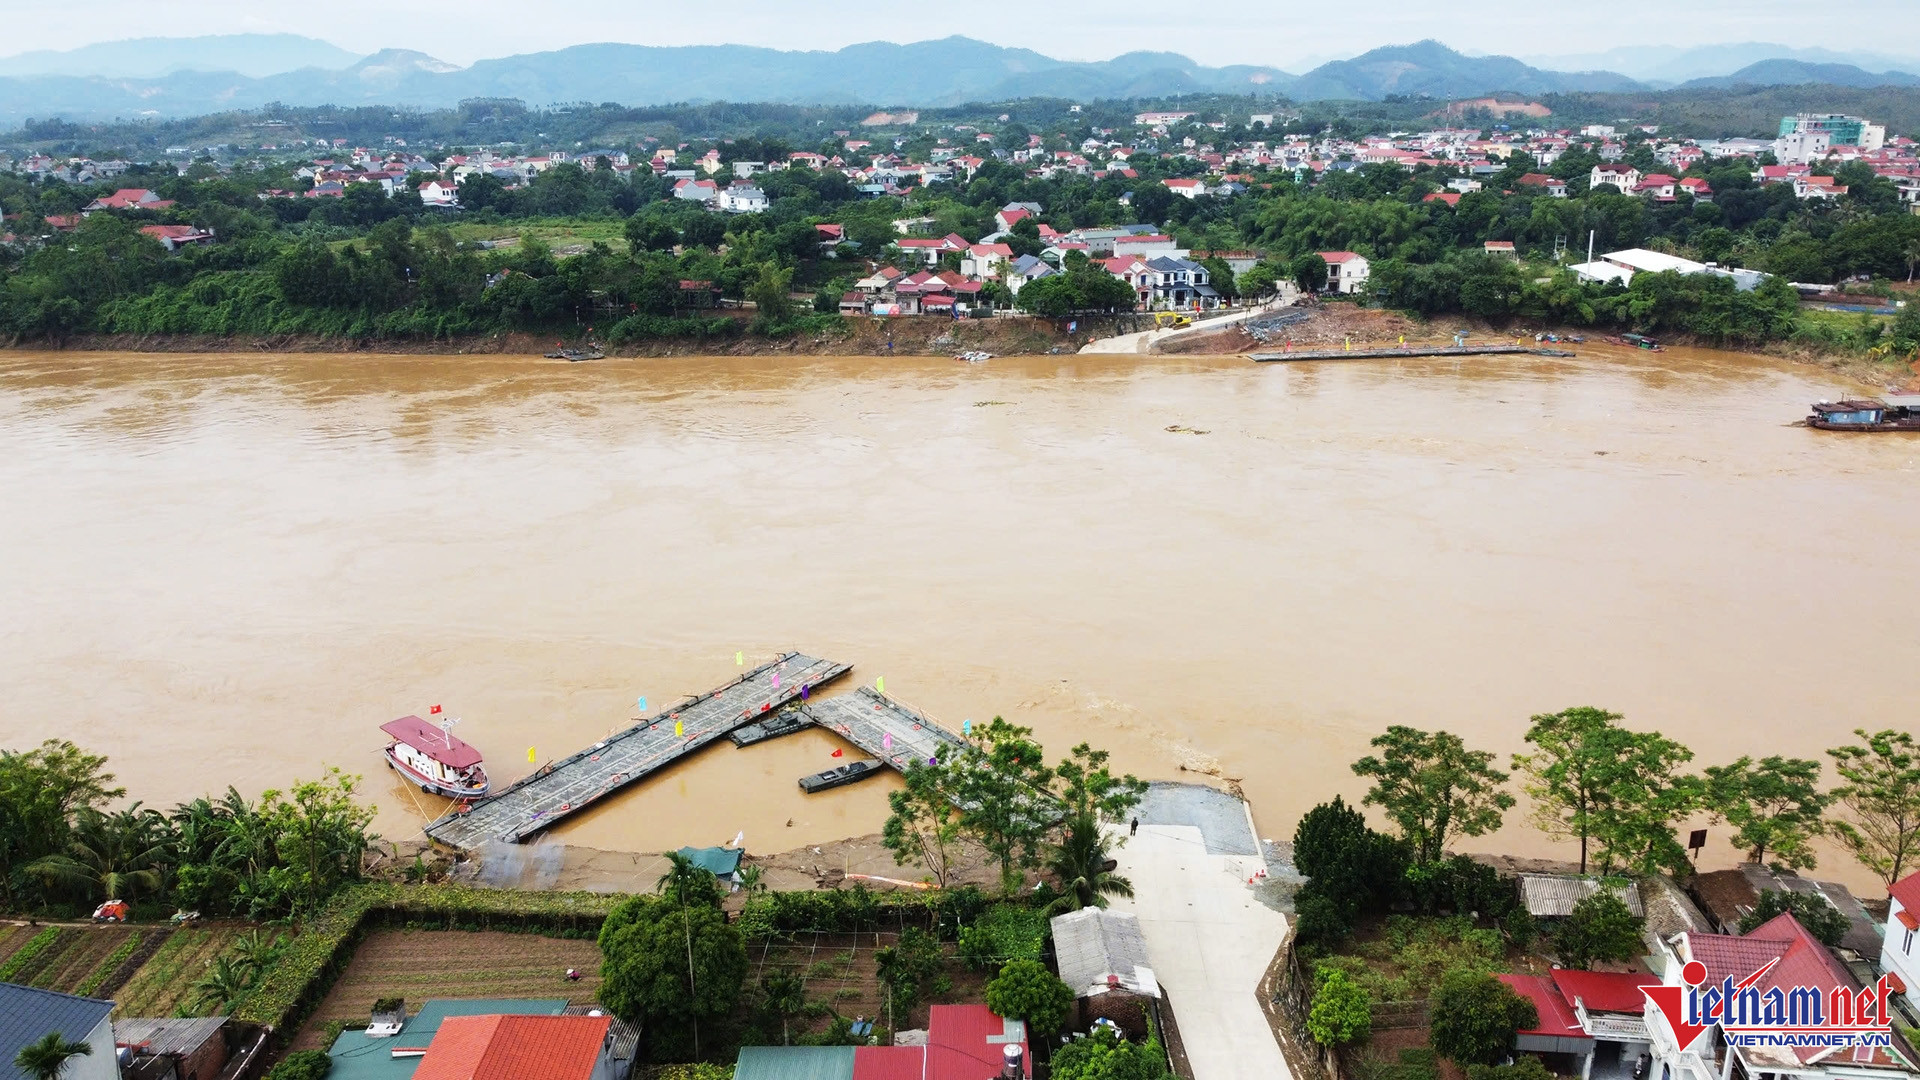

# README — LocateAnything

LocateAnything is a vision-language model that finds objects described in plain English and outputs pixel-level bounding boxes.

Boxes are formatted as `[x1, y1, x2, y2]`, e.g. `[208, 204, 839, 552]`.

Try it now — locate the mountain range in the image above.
[0, 35, 1916, 121]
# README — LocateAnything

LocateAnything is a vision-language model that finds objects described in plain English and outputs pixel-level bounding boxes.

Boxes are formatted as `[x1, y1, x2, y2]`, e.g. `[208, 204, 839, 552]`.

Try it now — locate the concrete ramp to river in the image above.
[425, 652, 851, 850]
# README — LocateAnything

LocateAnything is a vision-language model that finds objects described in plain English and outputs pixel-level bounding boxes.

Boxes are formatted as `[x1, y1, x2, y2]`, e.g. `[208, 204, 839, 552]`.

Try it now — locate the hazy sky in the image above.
[1, 0, 1914, 68]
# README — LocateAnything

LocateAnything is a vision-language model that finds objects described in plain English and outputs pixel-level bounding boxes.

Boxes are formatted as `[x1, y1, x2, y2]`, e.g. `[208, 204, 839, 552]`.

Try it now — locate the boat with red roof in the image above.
[381, 715, 490, 798]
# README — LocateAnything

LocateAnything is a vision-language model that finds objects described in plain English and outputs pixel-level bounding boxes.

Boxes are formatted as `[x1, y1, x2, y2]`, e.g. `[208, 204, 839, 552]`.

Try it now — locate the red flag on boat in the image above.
[831, 748, 844, 758]
[429, 704, 442, 715]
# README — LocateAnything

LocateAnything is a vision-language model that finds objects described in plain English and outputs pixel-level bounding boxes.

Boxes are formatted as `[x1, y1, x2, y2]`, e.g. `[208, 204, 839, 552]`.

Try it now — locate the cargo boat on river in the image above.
[1806, 396, 1920, 432]
[381, 715, 491, 798]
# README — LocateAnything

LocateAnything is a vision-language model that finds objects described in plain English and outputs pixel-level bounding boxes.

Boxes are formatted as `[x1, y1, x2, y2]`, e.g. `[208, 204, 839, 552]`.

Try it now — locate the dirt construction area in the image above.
[294, 930, 604, 1047]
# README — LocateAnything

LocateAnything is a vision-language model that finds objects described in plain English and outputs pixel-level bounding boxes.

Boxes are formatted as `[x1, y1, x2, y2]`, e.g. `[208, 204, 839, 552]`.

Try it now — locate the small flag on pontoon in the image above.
[527, 747, 536, 763]
[831, 748, 843, 758]
[963, 719, 971, 736]
[429, 704, 442, 715]
[736, 651, 744, 665]
[637, 696, 647, 712]
[883, 732, 893, 750]
[675, 720, 685, 738]
[876, 676, 885, 693]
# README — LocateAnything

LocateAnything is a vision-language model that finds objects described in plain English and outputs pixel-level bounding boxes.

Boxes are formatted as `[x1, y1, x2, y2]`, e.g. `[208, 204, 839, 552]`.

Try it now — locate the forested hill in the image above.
[3, 34, 1917, 121]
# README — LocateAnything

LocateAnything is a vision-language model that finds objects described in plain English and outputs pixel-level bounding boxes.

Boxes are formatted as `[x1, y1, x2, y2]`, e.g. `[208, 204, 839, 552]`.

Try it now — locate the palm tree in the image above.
[228, 928, 287, 973]
[736, 863, 767, 895]
[654, 850, 718, 907]
[13, 1032, 92, 1080]
[1906, 238, 1920, 283]
[189, 954, 254, 1014]
[1045, 814, 1133, 914]
[760, 971, 807, 1045]
[26, 805, 169, 902]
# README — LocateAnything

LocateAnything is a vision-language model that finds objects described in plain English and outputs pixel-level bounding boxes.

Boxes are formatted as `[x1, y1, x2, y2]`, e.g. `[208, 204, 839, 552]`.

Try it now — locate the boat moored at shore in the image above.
[381, 715, 490, 798]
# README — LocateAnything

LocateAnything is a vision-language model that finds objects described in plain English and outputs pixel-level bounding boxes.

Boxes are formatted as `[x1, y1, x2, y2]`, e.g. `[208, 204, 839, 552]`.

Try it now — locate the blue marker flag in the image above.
[637, 696, 647, 712]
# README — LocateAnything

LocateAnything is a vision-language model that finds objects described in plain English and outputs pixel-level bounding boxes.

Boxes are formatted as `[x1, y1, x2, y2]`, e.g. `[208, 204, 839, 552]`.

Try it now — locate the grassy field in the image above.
[301, 929, 603, 1031]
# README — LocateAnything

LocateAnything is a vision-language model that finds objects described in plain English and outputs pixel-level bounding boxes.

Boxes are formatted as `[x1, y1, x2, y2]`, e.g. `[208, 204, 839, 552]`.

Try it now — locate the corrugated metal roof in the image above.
[1519, 875, 1643, 918]
[324, 998, 567, 1080]
[0, 983, 113, 1080]
[1550, 969, 1649, 1014]
[733, 1046, 856, 1080]
[1497, 974, 1585, 1039]
[927, 1006, 1025, 1080]
[852, 1046, 924, 1080]
[1050, 909, 1158, 998]
[114, 1017, 226, 1058]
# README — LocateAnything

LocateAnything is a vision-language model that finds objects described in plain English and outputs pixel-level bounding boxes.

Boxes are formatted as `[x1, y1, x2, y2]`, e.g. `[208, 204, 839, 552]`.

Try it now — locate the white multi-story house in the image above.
[1645, 913, 1919, 1080]
[1320, 251, 1371, 294]
[417, 180, 459, 207]
[718, 185, 768, 213]
[1881, 872, 1920, 1014]
[1591, 163, 1642, 192]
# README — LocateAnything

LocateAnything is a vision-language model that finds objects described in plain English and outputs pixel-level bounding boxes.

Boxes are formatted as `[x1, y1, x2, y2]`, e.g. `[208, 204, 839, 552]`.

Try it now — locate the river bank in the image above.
[6, 313, 1113, 358]
[10, 307, 1909, 390]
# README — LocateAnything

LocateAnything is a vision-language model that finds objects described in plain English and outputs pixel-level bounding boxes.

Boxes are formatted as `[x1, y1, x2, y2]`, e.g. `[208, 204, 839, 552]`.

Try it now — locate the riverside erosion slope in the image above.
[1110, 783, 1291, 1080]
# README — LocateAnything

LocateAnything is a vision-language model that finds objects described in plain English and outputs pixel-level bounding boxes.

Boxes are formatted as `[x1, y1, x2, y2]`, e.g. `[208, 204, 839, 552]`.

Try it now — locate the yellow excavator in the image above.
[1153, 312, 1193, 329]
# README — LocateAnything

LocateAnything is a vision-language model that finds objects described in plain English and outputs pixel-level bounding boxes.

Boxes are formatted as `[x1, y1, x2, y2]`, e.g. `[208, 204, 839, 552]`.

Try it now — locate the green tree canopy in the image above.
[598, 899, 748, 1060]
[1430, 970, 1538, 1066]
[1049, 1025, 1169, 1080]
[985, 958, 1074, 1037]
[1352, 727, 1514, 865]
[1553, 890, 1645, 970]
[1739, 888, 1849, 947]
[1827, 729, 1920, 886]
[1703, 756, 1827, 869]
[1308, 967, 1374, 1048]
[1513, 708, 1622, 874]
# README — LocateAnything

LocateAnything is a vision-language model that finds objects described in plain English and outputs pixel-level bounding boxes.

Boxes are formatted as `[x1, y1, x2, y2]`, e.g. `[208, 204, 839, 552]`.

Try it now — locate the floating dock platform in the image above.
[1249, 344, 1577, 362]
[424, 652, 851, 849]
[802, 687, 970, 773]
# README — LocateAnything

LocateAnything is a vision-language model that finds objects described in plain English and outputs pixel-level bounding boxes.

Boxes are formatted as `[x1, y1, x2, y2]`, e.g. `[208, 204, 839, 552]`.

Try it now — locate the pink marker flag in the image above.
[883, 732, 893, 750]
[772, 672, 780, 689]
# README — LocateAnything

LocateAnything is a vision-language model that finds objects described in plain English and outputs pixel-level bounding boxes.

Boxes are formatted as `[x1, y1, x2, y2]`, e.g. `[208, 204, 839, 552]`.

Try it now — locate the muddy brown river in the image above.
[2, 348, 1914, 886]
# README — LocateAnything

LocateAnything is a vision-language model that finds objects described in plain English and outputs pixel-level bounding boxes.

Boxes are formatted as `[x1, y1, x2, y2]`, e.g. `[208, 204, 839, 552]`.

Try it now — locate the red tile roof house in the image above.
[1647, 913, 1920, 1080]
[83, 188, 176, 213]
[141, 224, 216, 251]
[411, 1014, 617, 1080]
[734, 1004, 1028, 1080]
[1499, 968, 1661, 1079]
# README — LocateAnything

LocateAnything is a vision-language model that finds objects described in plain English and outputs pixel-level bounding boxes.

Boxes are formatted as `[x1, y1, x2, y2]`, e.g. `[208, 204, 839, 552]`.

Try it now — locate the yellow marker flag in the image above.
[527, 747, 536, 763]
[735, 651, 744, 665]
[876, 676, 885, 693]
[675, 719, 685, 738]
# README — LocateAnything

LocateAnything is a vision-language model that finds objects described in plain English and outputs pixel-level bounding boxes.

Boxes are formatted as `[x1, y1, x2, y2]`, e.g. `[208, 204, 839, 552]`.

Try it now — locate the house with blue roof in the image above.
[0, 982, 117, 1080]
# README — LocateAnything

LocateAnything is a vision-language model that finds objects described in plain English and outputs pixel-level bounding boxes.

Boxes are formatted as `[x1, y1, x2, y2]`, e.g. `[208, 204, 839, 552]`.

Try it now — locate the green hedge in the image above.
[733, 884, 1027, 940]
[230, 884, 623, 1036]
